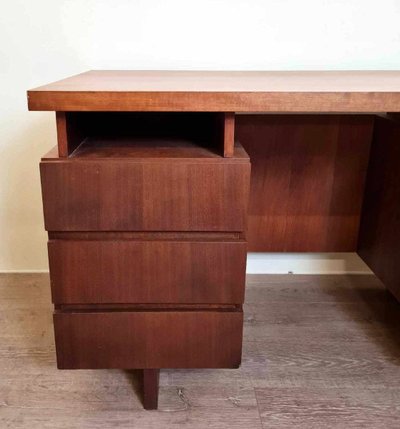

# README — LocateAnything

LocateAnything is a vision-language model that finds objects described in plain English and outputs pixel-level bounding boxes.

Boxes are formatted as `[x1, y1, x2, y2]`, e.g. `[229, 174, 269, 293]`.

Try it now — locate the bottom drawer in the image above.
[54, 310, 243, 369]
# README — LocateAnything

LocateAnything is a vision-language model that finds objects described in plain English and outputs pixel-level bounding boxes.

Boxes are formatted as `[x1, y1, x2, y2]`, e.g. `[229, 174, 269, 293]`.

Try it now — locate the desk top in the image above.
[28, 70, 400, 112]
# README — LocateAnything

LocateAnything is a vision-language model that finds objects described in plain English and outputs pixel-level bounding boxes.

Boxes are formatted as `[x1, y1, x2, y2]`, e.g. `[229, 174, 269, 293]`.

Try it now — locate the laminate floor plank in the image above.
[255, 387, 400, 429]
[245, 274, 390, 303]
[242, 340, 400, 389]
[1, 273, 399, 428]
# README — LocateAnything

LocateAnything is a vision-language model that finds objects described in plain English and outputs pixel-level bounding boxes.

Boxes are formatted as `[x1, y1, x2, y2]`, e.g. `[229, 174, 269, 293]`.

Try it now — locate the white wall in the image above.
[0, 0, 399, 271]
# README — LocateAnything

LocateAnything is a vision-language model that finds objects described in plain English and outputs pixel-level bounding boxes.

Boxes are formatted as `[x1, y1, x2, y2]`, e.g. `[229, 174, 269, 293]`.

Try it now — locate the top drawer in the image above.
[40, 147, 250, 232]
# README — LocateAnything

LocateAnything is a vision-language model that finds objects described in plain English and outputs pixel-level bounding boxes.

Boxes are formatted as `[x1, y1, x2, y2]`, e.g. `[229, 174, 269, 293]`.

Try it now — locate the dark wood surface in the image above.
[55, 303, 240, 311]
[71, 138, 245, 159]
[221, 112, 235, 157]
[53, 310, 243, 369]
[2, 273, 400, 427]
[42, 113, 379, 251]
[54, 112, 237, 158]
[142, 369, 160, 410]
[48, 231, 243, 241]
[55, 112, 85, 157]
[40, 109, 250, 410]
[68, 138, 247, 159]
[48, 238, 246, 304]
[55, 112, 69, 157]
[27, 70, 400, 112]
[358, 115, 400, 302]
[236, 114, 374, 251]
[40, 148, 250, 232]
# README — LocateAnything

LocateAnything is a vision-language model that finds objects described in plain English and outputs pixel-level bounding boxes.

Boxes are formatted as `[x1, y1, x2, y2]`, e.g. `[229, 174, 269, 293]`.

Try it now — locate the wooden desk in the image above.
[28, 71, 400, 409]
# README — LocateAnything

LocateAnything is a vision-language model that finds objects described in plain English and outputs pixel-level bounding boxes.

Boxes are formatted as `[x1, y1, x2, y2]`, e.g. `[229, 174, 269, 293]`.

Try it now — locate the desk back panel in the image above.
[236, 115, 374, 252]
[358, 115, 400, 302]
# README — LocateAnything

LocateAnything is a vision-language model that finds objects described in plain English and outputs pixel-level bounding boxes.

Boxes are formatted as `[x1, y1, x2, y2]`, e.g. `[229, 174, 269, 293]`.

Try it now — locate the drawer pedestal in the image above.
[37, 110, 250, 409]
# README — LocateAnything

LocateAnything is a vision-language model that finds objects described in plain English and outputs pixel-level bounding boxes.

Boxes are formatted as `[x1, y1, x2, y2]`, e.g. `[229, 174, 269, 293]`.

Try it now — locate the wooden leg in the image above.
[142, 369, 160, 410]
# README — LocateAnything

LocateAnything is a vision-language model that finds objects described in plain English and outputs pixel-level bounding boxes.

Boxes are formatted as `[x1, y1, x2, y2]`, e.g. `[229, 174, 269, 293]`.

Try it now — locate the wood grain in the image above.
[27, 70, 400, 112]
[1, 273, 400, 428]
[143, 369, 160, 410]
[69, 137, 245, 159]
[48, 231, 243, 241]
[40, 150, 250, 232]
[358, 115, 400, 302]
[55, 112, 85, 157]
[255, 387, 400, 428]
[222, 112, 235, 157]
[236, 114, 373, 251]
[245, 273, 387, 303]
[48, 238, 246, 304]
[53, 310, 243, 369]
[55, 112, 68, 157]
[55, 111, 234, 158]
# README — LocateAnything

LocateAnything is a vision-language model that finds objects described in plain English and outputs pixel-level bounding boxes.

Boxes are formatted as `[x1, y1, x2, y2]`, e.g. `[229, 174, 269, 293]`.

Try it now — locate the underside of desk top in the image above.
[27, 70, 400, 112]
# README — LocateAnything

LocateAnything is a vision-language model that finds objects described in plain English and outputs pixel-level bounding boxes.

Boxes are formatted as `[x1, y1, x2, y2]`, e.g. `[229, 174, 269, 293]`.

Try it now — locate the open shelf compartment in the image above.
[56, 112, 235, 158]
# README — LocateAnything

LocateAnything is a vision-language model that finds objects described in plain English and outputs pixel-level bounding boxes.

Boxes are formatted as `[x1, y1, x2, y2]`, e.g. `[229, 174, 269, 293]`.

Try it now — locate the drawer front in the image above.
[40, 161, 250, 231]
[48, 239, 247, 304]
[54, 310, 243, 369]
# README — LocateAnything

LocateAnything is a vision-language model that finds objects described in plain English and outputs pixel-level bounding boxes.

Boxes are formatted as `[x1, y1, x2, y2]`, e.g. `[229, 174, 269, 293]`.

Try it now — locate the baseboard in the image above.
[0, 269, 49, 274]
[246, 253, 372, 275]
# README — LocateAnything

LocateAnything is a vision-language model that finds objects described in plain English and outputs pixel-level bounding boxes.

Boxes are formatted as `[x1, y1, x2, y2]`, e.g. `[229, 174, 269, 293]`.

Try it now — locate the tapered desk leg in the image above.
[143, 369, 160, 410]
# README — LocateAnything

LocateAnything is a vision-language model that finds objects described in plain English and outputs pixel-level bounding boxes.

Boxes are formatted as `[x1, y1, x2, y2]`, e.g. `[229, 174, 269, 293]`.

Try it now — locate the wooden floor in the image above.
[1, 274, 399, 428]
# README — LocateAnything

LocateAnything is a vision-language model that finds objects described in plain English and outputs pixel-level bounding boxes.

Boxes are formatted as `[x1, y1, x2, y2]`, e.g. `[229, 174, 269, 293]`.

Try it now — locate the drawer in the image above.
[48, 238, 246, 304]
[54, 310, 243, 369]
[40, 158, 250, 232]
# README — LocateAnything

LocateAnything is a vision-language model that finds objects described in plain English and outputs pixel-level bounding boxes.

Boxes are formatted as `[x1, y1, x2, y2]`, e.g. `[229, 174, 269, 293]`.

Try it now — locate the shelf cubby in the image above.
[56, 112, 235, 158]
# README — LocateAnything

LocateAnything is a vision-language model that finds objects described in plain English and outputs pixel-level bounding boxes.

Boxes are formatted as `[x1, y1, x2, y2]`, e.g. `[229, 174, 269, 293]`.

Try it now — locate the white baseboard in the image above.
[0, 269, 49, 274]
[246, 253, 372, 275]
[0, 253, 372, 275]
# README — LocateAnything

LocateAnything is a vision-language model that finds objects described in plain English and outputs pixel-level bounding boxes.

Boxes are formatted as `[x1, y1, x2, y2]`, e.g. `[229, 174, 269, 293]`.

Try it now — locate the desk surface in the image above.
[28, 70, 400, 112]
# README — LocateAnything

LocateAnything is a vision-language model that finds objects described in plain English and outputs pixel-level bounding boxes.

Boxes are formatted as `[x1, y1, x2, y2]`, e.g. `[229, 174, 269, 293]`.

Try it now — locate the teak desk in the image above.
[28, 71, 400, 409]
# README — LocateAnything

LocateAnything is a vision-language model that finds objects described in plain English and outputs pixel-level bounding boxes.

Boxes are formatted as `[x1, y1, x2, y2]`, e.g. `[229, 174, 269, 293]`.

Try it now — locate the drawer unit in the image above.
[40, 152, 250, 232]
[54, 310, 243, 369]
[48, 238, 247, 304]
[31, 103, 250, 409]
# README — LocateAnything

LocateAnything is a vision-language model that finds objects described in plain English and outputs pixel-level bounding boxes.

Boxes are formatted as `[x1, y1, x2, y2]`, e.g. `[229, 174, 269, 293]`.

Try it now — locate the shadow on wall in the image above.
[0, 111, 54, 271]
